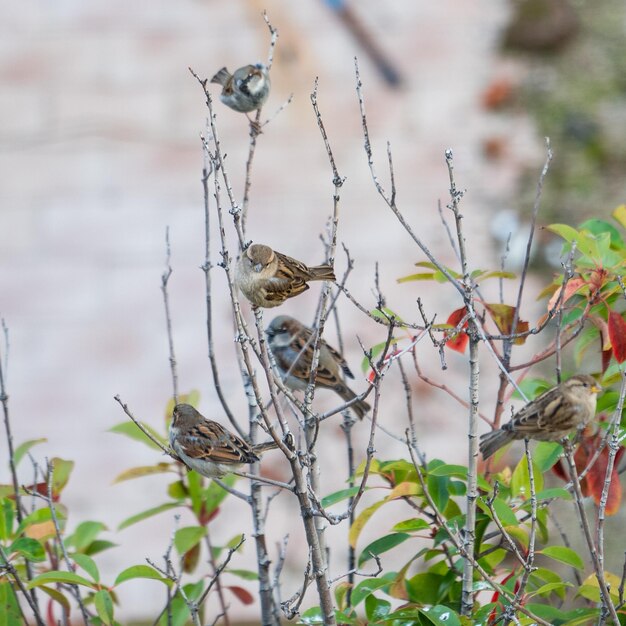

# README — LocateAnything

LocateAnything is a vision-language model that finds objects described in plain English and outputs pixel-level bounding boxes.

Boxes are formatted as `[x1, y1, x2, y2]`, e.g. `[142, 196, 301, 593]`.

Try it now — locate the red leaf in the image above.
[445, 307, 469, 353]
[198, 504, 220, 526]
[552, 432, 623, 516]
[47, 599, 56, 626]
[227, 585, 254, 605]
[547, 277, 586, 312]
[580, 437, 624, 515]
[551, 459, 568, 482]
[608, 310, 626, 363]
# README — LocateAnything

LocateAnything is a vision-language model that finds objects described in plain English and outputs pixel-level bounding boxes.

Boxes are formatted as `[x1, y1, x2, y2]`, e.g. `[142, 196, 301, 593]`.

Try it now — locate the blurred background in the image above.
[1, 0, 624, 622]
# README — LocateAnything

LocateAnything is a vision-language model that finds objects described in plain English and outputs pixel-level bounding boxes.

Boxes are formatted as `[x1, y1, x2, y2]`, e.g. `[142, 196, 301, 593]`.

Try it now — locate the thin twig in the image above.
[563, 440, 619, 624]
[161, 227, 179, 404]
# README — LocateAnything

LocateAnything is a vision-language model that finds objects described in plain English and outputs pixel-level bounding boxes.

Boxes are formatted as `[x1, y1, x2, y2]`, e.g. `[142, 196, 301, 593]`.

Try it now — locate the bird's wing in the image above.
[510, 386, 571, 434]
[275, 251, 315, 278]
[177, 420, 258, 465]
[274, 327, 345, 389]
[324, 343, 353, 379]
[262, 277, 309, 304]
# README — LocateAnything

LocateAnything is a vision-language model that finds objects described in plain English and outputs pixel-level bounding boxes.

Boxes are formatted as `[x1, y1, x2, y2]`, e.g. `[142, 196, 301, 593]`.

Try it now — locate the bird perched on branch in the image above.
[169, 404, 277, 478]
[210, 63, 270, 113]
[235, 243, 335, 308]
[479, 374, 601, 459]
[266, 315, 371, 419]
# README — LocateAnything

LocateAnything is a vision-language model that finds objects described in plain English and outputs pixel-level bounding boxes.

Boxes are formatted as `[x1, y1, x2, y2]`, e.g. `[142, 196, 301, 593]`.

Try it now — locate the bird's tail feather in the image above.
[211, 67, 231, 86]
[308, 265, 336, 281]
[337, 385, 371, 420]
[479, 429, 515, 459]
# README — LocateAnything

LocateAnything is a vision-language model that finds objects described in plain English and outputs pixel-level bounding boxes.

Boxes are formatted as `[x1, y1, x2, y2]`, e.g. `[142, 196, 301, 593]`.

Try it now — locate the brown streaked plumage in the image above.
[266, 315, 371, 419]
[479, 374, 601, 459]
[235, 243, 336, 308]
[169, 404, 277, 478]
[210, 63, 270, 113]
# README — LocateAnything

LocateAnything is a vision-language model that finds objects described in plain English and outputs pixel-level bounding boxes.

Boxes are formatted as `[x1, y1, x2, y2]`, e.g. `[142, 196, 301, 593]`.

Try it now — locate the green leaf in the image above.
[66, 521, 107, 551]
[157, 581, 203, 626]
[391, 518, 430, 532]
[334, 581, 351, 611]
[419, 605, 461, 626]
[539, 545, 584, 570]
[113, 463, 173, 483]
[299, 607, 324, 624]
[525, 603, 575, 623]
[85, 540, 118, 556]
[385, 607, 423, 621]
[187, 470, 204, 516]
[27, 571, 97, 590]
[475, 270, 516, 282]
[511, 456, 543, 499]
[109, 421, 166, 450]
[427, 471, 449, 512]
[535, 487, 572, 502]
[114, 564, 172, 587]
[8, 537, 45, 562]
[94, 589, 115, 625]
[361, 341, 390, 373]
[50, 457, 74, 496]
[365, 593, 391, 621]
[203, 474, 236, 516]
[72, 553, 100, 582]
[167, 480, 188, 500]
[0, 498, 14, 541]
[350, 577, 390, 607]
[118, 502, 180, 531]
[358, 533, 410, 566]
[13, 439, 47, 466]
[528, 581, 573, 598]
[371, 307, 404, 324]
[0, 581, 22, 625]
[406, 572, 444, 604]
[547, 224, 599, 260]
[532, 442, 563, 472]
[397, 272, 438, 282]
[174, 526, 206, 555]
[38, 585, 71, 615]
[428, 463, 491, 491]
[225, 569, 258, 581]
[492, 498, 518, 527]
[321, 486, 363, 507]
[580, 218, 624, 248]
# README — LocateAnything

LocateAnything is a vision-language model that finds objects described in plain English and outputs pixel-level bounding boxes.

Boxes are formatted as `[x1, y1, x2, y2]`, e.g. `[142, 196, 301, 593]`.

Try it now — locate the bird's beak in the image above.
[591, 384, 602, 394]
[266, 327, 275, 338]
[253, 263, 263, 272]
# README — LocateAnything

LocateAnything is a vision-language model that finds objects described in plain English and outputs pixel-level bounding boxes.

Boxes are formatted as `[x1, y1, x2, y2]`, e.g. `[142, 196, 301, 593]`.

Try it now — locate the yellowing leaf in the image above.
[349, 500, 386, 548]
[24, 520, 56, 541]
[484, 303, 529, 345]
[388, 482, 420, 499]
[113, 463, 174, 484]
[612, 204, 626, 229]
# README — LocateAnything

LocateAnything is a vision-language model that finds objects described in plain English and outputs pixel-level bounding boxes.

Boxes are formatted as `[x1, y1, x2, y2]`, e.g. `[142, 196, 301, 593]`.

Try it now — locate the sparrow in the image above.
[235, 243, 336, 308]
[169, 404, 277, 479]
[479, 374, 601, 459]
[266, 315, 371, 419]
[210, 63, 270, 113]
